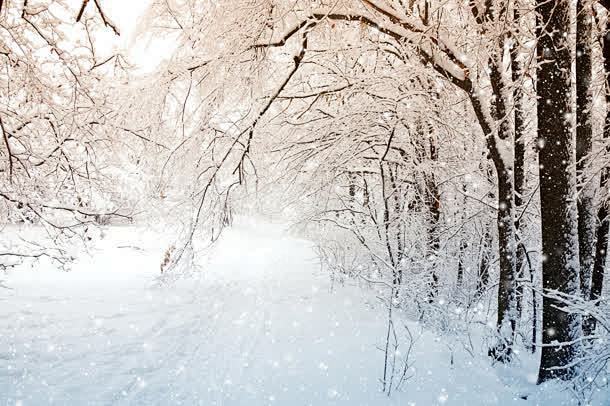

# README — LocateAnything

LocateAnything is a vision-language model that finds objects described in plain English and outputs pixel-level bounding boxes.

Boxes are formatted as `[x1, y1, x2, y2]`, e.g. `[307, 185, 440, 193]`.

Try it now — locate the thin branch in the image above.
[92, 0, 120, 35]
[0, 114, 13, 181]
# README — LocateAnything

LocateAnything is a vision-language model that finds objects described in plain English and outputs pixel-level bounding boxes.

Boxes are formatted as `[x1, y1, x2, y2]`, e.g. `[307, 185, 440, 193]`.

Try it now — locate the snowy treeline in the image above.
[1, 0, 610, 403]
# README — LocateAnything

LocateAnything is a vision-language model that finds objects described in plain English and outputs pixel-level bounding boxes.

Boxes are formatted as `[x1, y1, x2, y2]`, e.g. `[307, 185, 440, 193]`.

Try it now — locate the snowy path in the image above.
[0, 221, 565, 405]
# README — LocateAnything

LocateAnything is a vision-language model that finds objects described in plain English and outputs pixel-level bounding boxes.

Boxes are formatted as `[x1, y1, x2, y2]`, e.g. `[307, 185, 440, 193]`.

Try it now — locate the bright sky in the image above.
[90, 0, 177, 73]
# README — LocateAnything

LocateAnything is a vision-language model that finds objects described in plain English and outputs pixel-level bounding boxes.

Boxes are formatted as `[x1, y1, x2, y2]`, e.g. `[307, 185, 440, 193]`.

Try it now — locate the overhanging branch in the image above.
[253, 9, 471, 91]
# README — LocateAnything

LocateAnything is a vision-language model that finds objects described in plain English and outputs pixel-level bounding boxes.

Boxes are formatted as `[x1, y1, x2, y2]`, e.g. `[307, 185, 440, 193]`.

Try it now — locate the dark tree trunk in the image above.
[531, 264, 538, 354]
[464, 3, 520, 361]
[389, 164, 405, 287]
[459, 1, 519, 361]
[457, 185, 468, 289]
[536, 0, 583, 383]
[456, 239, 466, 288]
[424, 131, 441, 301]
[590, 193, 608, 321]
[511, 7, 527, 321]
[487, 57, 518, 362]
[491, 162, 518, 360]
[576, 0, 596, 300]
[477, 224, 492, 298]
[587, 20, 610, 335]
[476, 163, 494, 298]
[470, 82, 518, 360]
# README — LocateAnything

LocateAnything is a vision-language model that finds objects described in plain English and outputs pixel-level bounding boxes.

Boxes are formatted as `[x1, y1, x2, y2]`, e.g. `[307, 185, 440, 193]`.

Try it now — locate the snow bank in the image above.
[0, 220, 591, 405]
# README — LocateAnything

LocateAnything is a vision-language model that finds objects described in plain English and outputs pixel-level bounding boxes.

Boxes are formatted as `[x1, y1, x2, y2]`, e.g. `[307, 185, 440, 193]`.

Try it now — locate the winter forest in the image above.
[1, 0, 610, 404]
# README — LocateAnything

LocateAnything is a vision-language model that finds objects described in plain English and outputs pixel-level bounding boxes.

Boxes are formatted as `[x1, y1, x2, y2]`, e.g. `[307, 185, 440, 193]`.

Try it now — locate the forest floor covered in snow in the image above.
[0, 220, 598, 405]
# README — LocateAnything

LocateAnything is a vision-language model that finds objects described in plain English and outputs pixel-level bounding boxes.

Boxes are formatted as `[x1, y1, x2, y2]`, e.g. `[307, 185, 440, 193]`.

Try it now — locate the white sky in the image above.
[90, 0, 177, 73]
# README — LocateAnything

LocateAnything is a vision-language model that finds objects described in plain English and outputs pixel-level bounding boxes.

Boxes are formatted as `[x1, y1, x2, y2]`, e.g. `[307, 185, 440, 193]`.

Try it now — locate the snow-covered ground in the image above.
[0, 220, 592, 405]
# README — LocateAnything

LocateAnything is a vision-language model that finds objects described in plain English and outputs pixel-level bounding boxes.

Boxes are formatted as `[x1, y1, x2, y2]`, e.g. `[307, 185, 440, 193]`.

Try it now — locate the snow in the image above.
[0, 220, 592, 405]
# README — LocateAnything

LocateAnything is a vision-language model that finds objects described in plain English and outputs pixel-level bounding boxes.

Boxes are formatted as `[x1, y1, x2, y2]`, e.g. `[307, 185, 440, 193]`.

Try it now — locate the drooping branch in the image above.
[253, 9, 471, 91]
[0, 192, 132, 222]
[359, 0, 469, 72]
[236, 24, 313, 175]
[92, 0, 120, 35]
[76, 0, 120, 35]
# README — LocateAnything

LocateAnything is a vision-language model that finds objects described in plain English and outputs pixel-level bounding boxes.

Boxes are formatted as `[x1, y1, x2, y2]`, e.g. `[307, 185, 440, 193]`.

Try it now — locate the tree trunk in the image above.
[489, 159, 518, 361]
[457, 185, 468, 289]
[456, 239, 466, 288]
[587, 19, 610, 335]
[469, 79, 518, 361]
[536, 0, 583, 383]
[576, 0, 596, 300]
[511, 7, 527, 321]
[486, 54, 519, 361]
[476, 162, 494, 299]
[424, 130, 441, 301]
[477, 223, 492, 298]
